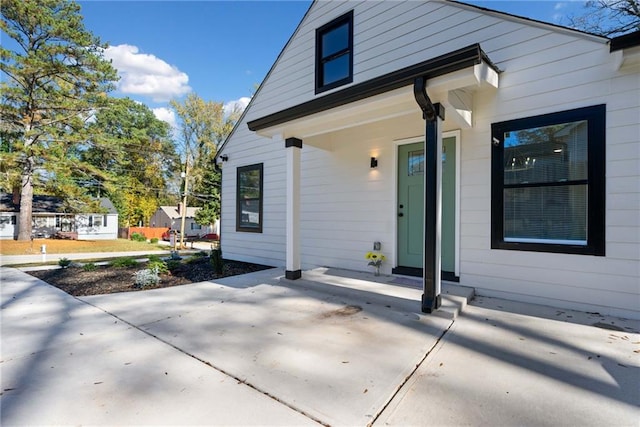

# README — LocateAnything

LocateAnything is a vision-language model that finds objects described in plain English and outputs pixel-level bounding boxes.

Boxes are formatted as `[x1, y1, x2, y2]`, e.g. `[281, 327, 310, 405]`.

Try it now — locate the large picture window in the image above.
[236, 163, 263, 233]
[315, 10, 353, 94]
[491, 105, 605, 255]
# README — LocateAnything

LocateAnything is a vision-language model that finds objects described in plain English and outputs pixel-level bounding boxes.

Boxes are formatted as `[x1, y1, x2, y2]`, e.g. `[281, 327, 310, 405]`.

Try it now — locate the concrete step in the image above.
[280, 267, 474, 320]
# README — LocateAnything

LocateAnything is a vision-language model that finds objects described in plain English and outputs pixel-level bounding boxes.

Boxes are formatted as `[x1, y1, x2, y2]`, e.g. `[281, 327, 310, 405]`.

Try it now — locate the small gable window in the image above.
[315, 10, 353, 94]
[236, 163, 263, 233]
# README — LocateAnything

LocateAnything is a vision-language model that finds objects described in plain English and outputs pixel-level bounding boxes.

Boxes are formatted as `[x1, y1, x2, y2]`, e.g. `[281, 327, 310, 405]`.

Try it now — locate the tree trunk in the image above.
[17, 155, 34, 241]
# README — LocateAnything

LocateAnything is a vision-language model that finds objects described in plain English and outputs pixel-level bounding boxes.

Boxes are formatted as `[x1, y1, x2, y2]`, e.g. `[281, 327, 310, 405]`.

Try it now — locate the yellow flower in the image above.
[365, 251, 385, 267]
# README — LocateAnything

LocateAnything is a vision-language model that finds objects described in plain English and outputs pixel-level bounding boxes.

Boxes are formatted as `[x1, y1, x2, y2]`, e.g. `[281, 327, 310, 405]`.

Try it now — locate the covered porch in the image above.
[248, 44, 499, 314]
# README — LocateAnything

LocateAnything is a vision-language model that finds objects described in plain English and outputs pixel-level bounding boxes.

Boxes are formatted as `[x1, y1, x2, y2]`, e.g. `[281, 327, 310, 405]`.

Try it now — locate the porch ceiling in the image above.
[255, 60, 498, 140]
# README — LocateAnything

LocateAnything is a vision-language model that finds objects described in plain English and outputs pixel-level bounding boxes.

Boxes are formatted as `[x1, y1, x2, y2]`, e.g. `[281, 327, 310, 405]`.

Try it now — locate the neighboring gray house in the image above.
[0, 194, 119, 240]
[216, 0, 640, 319]
[149, 205, 217, 237]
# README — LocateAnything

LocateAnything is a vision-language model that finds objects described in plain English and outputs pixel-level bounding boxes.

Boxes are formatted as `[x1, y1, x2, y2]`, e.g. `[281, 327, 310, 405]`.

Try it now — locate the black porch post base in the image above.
[422, 294, 442, 313]
[285, 269, 302, 280]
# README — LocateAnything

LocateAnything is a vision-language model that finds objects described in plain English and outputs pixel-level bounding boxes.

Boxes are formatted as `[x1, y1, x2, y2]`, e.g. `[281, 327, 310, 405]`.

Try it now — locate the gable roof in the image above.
[0, 194, 118, 214]
[446, 0, 608, 41]
[217, 0, 624, 160]
[157, 205, 200, 220]
[98, 197, 118, 214]
[215, 0, 315, 161]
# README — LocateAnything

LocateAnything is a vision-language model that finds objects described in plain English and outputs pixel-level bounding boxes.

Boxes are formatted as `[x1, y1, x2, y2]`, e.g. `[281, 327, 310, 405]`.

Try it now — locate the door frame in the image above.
[393, 129, 460, 277]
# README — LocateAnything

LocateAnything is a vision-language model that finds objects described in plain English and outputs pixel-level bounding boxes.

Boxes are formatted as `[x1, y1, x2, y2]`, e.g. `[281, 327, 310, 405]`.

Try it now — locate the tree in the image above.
[1, 0, 118, 240]
[83, 97, 178, 226]
[170, 93, 240, 245]
[566, 0, 640, 37]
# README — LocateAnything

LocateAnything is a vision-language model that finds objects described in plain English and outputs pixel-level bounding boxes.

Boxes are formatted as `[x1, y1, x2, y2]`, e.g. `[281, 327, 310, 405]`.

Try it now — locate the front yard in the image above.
[28, 254, 272, 296]
[0, 238, 164, 255]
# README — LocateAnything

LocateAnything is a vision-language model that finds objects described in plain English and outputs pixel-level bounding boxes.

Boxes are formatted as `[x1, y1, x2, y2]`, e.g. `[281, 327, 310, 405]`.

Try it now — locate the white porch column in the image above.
[285, 137, 302, 279]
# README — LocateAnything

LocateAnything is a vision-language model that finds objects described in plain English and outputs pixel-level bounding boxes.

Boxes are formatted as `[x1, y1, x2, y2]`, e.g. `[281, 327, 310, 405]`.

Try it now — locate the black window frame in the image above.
[315, 10, 354, 94]
[491, 104, 606, 256]
[236, 163, 264, 233]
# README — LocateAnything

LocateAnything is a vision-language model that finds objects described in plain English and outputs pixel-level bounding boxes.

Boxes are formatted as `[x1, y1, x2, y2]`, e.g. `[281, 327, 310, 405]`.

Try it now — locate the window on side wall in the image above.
[236, 163, 263, 233]
[315, 10, 353, 94]
[491, 104, 605, 256]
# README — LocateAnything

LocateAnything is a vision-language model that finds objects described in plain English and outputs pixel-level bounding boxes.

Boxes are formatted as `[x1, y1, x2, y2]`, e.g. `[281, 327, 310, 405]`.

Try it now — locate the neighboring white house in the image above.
[0, 194, 119, 240]
[150, 205, 218, 237]
[216, 0, 640, 319]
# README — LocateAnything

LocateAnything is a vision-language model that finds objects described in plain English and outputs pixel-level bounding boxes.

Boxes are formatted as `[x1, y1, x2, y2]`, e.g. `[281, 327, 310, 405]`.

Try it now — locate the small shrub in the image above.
[147, 259, 169, 274]
[110, 257, 138, 268]
[185, 255, 202, 264]
[211, 248, 224, 274]
[58, 257, 72, 268]
[166, 260, 181, 271]
[150, 237, 159, 244]
[133, 267, 160, 288]
[130, 232, 147, 242]
[82, 262, 97, 272]
[147, 254, 162, 263]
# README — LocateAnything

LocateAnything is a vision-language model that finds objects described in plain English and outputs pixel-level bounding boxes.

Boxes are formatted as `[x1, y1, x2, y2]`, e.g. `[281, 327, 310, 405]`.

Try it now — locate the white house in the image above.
[216, 0, 640, 319]
[0, 194, 119, 240]
[149, 205, 218, 237]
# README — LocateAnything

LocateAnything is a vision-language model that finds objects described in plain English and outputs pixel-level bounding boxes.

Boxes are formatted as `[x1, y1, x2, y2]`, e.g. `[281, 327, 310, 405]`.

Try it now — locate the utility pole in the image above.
[179, 160, 189, 249]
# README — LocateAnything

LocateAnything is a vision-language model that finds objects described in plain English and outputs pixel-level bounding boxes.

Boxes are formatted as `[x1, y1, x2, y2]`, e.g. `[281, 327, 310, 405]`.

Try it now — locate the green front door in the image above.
[397, 138, 456, 274]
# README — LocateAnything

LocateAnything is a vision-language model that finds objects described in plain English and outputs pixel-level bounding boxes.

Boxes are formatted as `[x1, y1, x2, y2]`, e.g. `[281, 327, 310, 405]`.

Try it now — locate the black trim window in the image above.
[491, 105, 605, 256]
[236, 163, 263, 233]
[315, 10, 353, 94]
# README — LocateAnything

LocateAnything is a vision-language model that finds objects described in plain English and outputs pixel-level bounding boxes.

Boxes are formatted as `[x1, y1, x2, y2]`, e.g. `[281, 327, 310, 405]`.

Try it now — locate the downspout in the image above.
[413, 77, 444, 313]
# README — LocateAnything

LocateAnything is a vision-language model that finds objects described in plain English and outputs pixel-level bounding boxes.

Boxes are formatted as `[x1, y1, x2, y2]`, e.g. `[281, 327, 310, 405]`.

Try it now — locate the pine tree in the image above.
[1, 0, 118, 239]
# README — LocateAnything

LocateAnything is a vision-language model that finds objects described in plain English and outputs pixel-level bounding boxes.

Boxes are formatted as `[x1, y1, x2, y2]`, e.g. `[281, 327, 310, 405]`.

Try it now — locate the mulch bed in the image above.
[28, 257, 273, 297]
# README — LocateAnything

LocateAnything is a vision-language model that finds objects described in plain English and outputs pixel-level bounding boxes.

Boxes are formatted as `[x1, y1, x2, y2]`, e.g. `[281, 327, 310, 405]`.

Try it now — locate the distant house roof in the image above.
[0, 193, 117, 214]
[98, 197, 118, 214]
[158, 205, 200, 220]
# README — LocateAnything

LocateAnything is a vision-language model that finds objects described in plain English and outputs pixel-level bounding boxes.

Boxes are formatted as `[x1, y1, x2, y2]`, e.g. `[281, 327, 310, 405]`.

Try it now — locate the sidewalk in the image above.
[0, 245, 211, 266]
[2, 266, 638, 426]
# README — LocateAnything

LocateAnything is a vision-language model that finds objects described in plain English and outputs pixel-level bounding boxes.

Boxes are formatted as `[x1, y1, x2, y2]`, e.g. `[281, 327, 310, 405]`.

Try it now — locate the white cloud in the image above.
[554, 2, 566, 11]
[152, 107, 177, 130]
[104, 44, 191, 102]
[223, 97, 251, 116]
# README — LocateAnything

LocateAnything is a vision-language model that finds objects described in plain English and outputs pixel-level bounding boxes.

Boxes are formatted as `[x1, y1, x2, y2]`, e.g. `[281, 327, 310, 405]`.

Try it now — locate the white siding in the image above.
[220, 124, 288, 266]
[76, 214, 118, 240]
[457, 37, 640, 319]
[220, 0, 639, 318]
[0, 213, 17, 239]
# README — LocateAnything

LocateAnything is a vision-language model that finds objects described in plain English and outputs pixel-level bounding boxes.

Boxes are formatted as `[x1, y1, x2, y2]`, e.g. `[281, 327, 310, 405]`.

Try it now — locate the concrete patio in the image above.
[1, 266, 638, 426]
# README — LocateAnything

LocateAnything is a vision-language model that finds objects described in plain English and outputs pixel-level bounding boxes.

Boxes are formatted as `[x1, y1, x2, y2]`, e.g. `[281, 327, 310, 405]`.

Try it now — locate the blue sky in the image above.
[60, 1, 595, 127]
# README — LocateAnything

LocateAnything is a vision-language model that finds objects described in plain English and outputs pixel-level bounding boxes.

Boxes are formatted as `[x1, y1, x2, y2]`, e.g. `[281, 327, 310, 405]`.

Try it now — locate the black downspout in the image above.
[413, 77, 444, 313]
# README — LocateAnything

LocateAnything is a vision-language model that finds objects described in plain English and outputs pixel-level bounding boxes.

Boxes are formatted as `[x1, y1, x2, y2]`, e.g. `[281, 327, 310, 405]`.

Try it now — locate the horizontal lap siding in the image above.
[220, 124, 287, 267]
[460, 30, 639, 317]
[298, 118, 407, 273]
[223, 0, 638, 317]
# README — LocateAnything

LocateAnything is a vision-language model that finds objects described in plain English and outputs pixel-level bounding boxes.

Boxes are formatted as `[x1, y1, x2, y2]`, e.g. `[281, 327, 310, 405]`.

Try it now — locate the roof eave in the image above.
[247, 43, 499, 132]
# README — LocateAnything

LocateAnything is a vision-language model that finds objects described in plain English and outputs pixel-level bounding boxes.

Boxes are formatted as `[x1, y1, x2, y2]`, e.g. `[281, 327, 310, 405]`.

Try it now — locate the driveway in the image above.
[2, 266, 638, 426]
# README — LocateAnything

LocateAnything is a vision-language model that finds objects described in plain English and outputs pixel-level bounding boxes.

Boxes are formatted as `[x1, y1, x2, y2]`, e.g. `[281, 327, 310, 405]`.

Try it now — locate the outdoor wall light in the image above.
[370, 156, 378, 168]
[220, 155, 229, 162]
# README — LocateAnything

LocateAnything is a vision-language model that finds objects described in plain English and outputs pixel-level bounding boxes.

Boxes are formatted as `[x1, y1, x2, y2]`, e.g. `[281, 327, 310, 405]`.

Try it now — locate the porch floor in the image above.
[282, 267, 475, 320]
